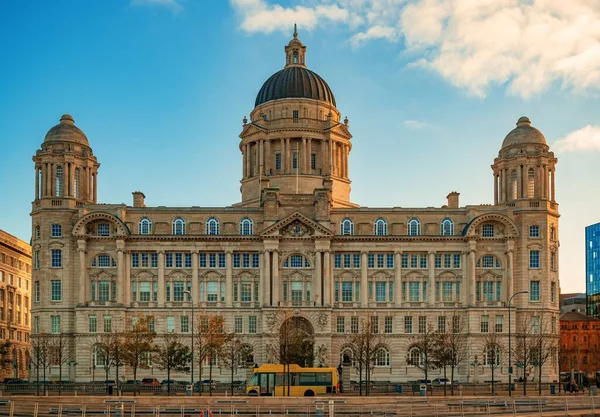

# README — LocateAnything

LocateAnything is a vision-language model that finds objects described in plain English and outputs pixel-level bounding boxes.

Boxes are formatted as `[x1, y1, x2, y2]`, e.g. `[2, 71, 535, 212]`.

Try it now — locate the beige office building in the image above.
[0, 229, 32, 380]
[31, 31, 560, 383]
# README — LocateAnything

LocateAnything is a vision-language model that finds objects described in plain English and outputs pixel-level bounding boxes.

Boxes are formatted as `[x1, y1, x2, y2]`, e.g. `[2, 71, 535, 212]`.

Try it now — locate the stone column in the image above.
[93, 172, 97, 201]
[226, 250, 233, 307]
[506, 241, 514, 301]
[543, 165, 549, 199]
[323, 251, 331, 306]
[494, 173, 498, 205]
[263, 251, 271, 306]
[35, 166, 39, 201]
[302, 137, 307, 174]
[116, 240, 125, 304]
[428, 251, 436, 305]
[77, 240, 87, 305]
[307, 138, 312, 173]
[192, 251, 199, 306]
[361, 251, 368, 307]
[517, 164, 522, 198]
[158, 251, 165, 306]
[272, 251, 279, 306]
[286, 138, 291, 174]
[265, 140, 271, 174]
[124, 251, 131, 306]
[499, 169, 504, 203]
[395, 251, 402, 306]
[281, 138, 286, 173]
[468, 241, 477, 305]
[242, 144, 247, 179]
[315, 251, 322, 306]
[259, 140, 264, 175]
[322, 139, 329, 174]
[551, 168, 555, 201]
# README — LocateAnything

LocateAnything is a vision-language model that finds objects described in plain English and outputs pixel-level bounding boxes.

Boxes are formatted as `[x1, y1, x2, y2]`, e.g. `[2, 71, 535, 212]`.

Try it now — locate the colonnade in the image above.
[494, 163, 555, 204]
[35, 162, 97, 202]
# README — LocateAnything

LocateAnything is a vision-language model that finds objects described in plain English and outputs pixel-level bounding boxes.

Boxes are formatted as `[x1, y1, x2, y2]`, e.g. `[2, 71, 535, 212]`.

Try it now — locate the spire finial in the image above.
[293, 23, 297, 39]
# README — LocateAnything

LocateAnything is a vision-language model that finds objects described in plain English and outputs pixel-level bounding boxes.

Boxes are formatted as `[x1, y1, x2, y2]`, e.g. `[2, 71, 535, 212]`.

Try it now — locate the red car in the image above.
[141, 377, 160, 386]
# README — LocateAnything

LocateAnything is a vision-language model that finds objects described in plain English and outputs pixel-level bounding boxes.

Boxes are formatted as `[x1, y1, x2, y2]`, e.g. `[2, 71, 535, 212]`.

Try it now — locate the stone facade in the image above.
[0, 229, 32, 380]
[559, 312, 600, 377]
[31, 33, 560, 383]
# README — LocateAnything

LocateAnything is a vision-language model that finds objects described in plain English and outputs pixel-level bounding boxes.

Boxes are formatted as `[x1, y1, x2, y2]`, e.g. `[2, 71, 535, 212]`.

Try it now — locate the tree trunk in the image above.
[59, 361, 62, 396]
[198, 361, 203, 397]
[168, 367, 171, 395]
[443, 367, 447, 396]
[523, 373, 527, 396]
[209, 361, 213, 396]
[491, 366, 495, 395]
[230, 362, 234, 396]
[538, 364, 542, 395]
[451, 366, 455, 396]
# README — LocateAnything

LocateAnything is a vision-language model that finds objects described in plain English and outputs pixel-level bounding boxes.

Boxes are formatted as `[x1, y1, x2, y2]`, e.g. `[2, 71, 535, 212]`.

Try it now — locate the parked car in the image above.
[418, 379, 432, 384]
[432, 378, 450, 385]
[161, 379, 179, 386]
[141, 377, 160, 386]
[5, 378, 28, 384]
[125, 380, 141, 385]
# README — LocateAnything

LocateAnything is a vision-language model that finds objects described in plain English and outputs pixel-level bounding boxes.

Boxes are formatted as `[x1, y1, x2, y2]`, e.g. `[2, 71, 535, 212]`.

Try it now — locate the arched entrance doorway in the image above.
[280, 316, 315, 367]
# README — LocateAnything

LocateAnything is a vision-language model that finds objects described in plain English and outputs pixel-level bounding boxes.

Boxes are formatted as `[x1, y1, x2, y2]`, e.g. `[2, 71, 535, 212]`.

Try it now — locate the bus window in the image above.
[260, 373, 275, 395]
[316, 372, 332, 386]
[249, 374, 259, 386]
[299, 373, 316, 386]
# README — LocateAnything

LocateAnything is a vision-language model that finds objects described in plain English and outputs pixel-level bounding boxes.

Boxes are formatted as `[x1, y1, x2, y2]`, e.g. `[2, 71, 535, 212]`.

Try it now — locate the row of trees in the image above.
[344, 312, 559, 396]
[30, 315, 253, 396]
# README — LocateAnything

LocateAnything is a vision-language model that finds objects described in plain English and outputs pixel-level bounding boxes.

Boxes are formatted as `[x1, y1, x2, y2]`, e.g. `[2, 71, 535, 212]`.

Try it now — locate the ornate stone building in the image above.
[31, 30, 560, 383]
[0, 229, 31, 380]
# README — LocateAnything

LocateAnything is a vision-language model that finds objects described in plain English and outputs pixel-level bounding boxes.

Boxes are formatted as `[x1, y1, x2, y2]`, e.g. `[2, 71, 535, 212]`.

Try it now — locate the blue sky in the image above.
[1, 0, 599, 293]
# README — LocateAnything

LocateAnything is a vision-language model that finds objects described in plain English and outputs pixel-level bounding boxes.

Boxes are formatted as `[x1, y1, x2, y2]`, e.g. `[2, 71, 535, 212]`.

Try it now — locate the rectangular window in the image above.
[343, 254, 351, 269]
[336, 316, 345, 333]
[292, 152, 298, 169]
[453, 254, 461, 268]
[551, 282, 556, 303]
[141, 253, 149, 267]
[334, 254, 341, 269]
[175, 253, 183, 268]
[368, 254, 375, 268]
[441, 282, 453, 302]
[241, 282, 252, 302]
[341, 282, 353, 302]
[371, 316, 379, 333]
[207, 282, 218, 302]
[351, 316, 359, 334]
[438, 316, 446, 333]
[401, 253, 409, 268]
[410, 254, 418, 268]
[166, 253, 173, 268]
[435, 254, 442, 268]
[529, 250, 540, 268]
[34, 251, 40, 269]
[233, 253, 241, 268]
[375, 282, 386, 302]
[377, 254, 385, 268]
[495, 315, 503, 333]
[529, 225, 540, 238]
[51, 280, 62, 301]
[234, 317, 243, 333]
[248, 316, 257, 334]
[530, 281, 540, 301]
[139, 282, 151, 302]
[275, 153, 282, 170]
[293, 110, 299, 120]
[180, 316, 189, 333]
[418, 316, 426, 334]
[384, 316, 393, 334]
[97, 223, 110, 236]
[185, 253, 192, 268]
[243, 253, 250, 268]
[420, 255, 427, 269]
[98, 281, 110, 301]
[219, 253, 226, 268]
[199, 253, 206, 268]
[355, 282, 360, 302]
[51, 315, 61, 334]
[166, 316, 175, 333]
[444, 254, 452, 269]
[132, 253, 140, 268]
[51, 249, 62, 268]
[173, 281, 184, 301]
[209, 253, 216, 268]
[89, 316, 97, 333]
[483, 281, 494, 301]
[34, 281, 40, 303]
[408, 282, 420, 302]
[480, 315, 489, 333]
[51, 224, 62, 237]
[252, 253, 260, 268]
[103, 315, 112, 332]
[387, 254, 394, 268]
[311, 153, 316, 170]
[551, 252, 556, 271]
[405, 316, 412, 334]
[151, 253, 158, 268]
[482, 224, 494, 237]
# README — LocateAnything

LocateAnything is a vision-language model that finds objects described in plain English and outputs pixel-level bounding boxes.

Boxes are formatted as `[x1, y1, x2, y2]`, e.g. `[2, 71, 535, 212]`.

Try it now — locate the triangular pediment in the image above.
[260, 211, 334, 238]
[240, 122, 267, 138]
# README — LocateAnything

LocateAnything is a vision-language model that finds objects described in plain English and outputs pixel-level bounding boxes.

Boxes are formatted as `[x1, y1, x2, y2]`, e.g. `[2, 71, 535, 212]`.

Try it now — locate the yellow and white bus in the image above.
[246, 364, 339, 396]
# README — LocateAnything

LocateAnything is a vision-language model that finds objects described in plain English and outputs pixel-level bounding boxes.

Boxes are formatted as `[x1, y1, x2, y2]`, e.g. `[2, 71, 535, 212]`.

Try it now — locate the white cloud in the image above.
[553, 126, 600, 153]
[131, 0, 183, 13]
[230, 0, 600, 99]
[403, 119, 430, 130]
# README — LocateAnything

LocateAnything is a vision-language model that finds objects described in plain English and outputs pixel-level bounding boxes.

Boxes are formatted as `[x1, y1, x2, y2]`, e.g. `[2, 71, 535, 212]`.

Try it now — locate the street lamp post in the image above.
[508, 290, 529, 397]
[184, 290, 194, 392]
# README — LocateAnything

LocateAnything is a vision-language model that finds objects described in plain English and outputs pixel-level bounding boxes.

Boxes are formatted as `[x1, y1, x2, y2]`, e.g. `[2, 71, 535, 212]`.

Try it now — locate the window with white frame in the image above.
[240, 218, 253, 235]
[55, 166, 63, 197]
[408, 347, 421, 366]
[206, 218, 220, 235]
[375, 347, 390, 366]
[103, 315, 112, 332]
[482, 224, 495, 237]
[248, 316, 257, 334]
[384, 316, 393, 334]
[51, 315, 61, 334]
[34, 225, 40, 239]
[484, 344, 501, 366]
[440, 218, 454, 236]
[480, 315, 489, 333]
[405, 316, 412, 334]
[495, 315, 503, 333]
[92, 344, 108, 367]
[139, 218, 152, 235]
[418, 316, 427, 333]
[166, 316, 175, 333]
[283, 254, 311, 268]
[374, 218, 387, 236]
[551, 252, 557, 271]
[34, 281, 40, 303]
[89, 315, 97, 333]
[336, 316, 345, 333]
[340, 218, 354, 235]
[351, 316, 359, 333]
[438, 316, 446, 333]
[529, 225, 540, 238]
[172, 218, 186, 235]
[530, 281, 540, 301]
[51, 280, 62, 301]
[476, 255, 501, 268]
[529, 250, 540, 268]
[408, 218, 421, 236]
[234, 316, 243, 333]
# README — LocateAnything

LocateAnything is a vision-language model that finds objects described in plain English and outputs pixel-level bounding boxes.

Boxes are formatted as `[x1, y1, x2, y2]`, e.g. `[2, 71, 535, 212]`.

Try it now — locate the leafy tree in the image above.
[196, 315, 226, 396]
[153, 332, 190, 394]
[101, 328, 125, 388]
[122, 315, 155, 394]
[0, 340, 12, 373]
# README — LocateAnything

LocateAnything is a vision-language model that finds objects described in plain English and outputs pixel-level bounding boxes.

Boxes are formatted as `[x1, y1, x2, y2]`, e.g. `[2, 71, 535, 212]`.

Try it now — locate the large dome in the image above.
[44, 114, 89, 146]
[501, 116, 546, 148]
[255, 66, 336, 107]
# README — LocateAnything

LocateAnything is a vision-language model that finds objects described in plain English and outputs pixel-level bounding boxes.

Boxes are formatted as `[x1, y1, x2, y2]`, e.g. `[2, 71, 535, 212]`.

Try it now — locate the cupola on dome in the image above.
[501, 116, 547, 148]
[254, 26, 336, 107]
[44, 114, 89, 146]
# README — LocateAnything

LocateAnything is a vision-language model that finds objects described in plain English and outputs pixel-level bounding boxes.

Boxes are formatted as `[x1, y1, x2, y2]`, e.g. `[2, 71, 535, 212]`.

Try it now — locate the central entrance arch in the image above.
[279, 316, 315, 367]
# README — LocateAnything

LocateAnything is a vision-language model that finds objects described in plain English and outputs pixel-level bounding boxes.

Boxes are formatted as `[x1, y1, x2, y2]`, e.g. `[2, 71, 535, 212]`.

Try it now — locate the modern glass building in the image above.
[586, 222, 600, 317]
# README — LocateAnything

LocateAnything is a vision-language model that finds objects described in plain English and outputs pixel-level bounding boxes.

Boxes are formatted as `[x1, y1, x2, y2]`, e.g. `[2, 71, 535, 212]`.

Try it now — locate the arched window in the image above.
[476, 255, 501, 268]
[74, 168, 80, 199]
[240, 218, 253, 235]
[340, 218, 354, 236]
[408, 347, 422, 366]
[550, 226, 556, 240]
[374, 347, 390, 367]
[282, 254, 311, 268]
[408, 218, 421, 236]
[340, 348, 353, 365]
[527, 168, 535, 198]
[206, 218, 220, 235]
[374, 218, 387, 236]
[293, 50, 298, 63]
[92, 344, 108, 368]
[139, 218, 152, 235]
[37, 168, 42, 199]
[90, 254, 117, 268]
[510, 169, 517, 200]
[172, 218, 186, 235]
[55, 166, 63, 197]
[440, 218, 454, 236]
[34, 225, 40, 240]
[484, 344, 501, 366]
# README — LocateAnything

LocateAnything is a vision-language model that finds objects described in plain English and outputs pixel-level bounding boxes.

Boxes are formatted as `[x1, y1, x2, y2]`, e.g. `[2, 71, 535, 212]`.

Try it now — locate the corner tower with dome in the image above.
[30, 31, 560, 386]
